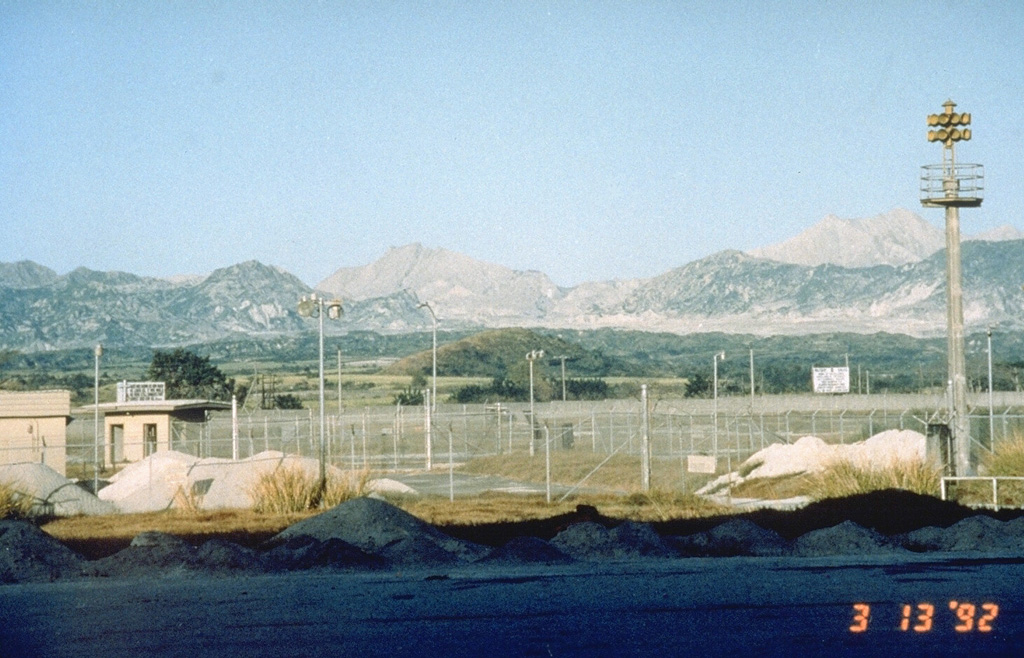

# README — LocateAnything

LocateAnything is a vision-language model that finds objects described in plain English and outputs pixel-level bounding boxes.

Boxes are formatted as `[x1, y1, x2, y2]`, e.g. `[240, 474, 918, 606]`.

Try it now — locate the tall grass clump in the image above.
[0, 480, 34, 520]
[807, 458, 941, 500]
[970, 434, 1024, 506]
[984, 434, 1024, 476]
[250, 466, 370, 514]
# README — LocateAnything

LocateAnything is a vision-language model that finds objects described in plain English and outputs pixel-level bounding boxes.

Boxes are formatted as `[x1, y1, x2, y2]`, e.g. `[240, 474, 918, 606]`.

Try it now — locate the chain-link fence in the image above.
[58, 392, 1024, 492]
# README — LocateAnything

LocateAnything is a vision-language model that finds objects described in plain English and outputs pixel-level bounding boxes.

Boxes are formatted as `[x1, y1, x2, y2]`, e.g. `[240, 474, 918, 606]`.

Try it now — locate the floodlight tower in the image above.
[298, 293, 344, 499]
[920, 99, 983, 476]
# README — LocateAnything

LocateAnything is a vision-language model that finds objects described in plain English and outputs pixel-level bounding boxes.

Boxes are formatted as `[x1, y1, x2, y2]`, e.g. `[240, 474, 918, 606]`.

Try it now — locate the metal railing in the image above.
[941, 476, 1024, 511]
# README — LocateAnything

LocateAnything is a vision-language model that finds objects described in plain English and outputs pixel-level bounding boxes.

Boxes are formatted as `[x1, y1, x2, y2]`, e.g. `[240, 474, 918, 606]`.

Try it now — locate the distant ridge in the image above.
[748, 209, 942, 267]
[316, 243, 561, 325]
[3, 209, 1024, 350]
[748, 208, 1023, 268]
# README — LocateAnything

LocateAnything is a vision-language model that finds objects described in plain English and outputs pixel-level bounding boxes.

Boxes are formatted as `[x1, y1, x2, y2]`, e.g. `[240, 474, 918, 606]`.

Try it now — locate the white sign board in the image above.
[117, 381, 166, 403]
[687, 455, 717, 474]
[812, 367, 850, 394]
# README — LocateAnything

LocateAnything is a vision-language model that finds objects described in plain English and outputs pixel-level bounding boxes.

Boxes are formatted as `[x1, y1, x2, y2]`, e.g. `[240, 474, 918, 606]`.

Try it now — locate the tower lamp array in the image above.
[920, 99, 983, 477]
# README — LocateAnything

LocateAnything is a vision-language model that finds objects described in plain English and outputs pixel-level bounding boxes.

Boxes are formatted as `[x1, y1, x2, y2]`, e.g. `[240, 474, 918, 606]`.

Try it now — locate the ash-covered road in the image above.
[2, 554, 1023, 657]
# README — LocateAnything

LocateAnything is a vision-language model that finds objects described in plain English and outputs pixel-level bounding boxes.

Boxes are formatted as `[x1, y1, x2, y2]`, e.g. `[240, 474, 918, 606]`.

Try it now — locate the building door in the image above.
[110, 424, 124, 463]
[144, 423, 157, 457]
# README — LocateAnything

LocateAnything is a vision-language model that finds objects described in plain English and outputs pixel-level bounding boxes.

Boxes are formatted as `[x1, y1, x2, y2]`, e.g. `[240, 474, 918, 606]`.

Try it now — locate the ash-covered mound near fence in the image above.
[652, 489, 1024, 540]
[5, 491, 1024, 585]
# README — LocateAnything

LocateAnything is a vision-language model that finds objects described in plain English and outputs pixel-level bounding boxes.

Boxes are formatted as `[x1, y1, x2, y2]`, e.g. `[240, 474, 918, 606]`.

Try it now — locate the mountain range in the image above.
[3, 208, 1023, 352]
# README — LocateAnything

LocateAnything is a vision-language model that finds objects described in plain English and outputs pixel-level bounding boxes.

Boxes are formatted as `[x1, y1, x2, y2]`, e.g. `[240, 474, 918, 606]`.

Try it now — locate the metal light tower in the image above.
[298, 293, 344, 500]
[920, 99, 983, 476]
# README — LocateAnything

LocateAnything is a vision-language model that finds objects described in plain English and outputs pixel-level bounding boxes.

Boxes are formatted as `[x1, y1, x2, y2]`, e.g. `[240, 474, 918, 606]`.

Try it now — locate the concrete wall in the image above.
[0, 390, 71, 476]
[104, 412, 172, 464]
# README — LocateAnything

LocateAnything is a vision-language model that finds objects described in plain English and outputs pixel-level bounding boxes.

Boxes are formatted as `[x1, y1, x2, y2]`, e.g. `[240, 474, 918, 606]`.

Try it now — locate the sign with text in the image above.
[812, 367, 850, 394]
[117, 381, 166, 403]
[687, 455, 717, 474]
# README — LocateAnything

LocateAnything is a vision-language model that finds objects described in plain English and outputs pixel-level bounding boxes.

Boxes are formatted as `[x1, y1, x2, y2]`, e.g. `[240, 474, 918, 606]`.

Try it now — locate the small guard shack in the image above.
[96, 382, 230, 464]
[0, 390, 72, 476]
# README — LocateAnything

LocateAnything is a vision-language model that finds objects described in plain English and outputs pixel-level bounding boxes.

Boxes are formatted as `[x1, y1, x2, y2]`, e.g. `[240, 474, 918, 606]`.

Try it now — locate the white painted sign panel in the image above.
[117, 381, 166, 403]
[687, 455, 717, 474]
[812, 367, 850, 394]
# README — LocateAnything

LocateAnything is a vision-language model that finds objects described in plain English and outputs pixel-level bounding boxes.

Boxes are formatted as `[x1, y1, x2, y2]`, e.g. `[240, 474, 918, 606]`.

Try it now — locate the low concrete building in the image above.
[0, 390, 72, 476]
[96, 399, 231, 464]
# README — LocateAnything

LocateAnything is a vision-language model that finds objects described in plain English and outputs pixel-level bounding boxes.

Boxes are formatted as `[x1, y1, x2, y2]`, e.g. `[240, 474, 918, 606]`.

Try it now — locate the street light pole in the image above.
[94, 343, 102, 494]
[418, 302, 437, 412]
[713, 351, 725, 459]
[552, 355, 569, 402]
[988, 327, 995, 449]
[526, 349, 544, 457]
[298, 293, 344, 501]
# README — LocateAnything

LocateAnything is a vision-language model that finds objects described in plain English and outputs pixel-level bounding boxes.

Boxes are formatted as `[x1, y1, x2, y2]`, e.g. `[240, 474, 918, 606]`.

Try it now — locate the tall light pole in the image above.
[987, 327, 995, 449]
[93, 343, 102, 494]
[553, 355, 569, 402]
[417, 302, 437, 412]
[713, 351, 725, 459]
[921, 99, 983, 476]
[526, 349, 544, 457]
[298, 293, 344, 500]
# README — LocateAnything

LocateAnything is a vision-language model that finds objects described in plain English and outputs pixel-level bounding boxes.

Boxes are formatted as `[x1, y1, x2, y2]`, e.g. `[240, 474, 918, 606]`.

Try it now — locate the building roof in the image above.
[0, 390, 72, 418]
[80, 399, 232, 414]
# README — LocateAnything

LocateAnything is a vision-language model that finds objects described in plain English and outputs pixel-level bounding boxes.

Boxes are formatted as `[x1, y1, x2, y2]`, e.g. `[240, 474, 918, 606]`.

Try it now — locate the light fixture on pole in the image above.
[298, 293, 344, 500]
[526, 349, 544, 457]
[920, 99, 983, 476]
[94, 343, 102, 494]
[417, 302, 438, 412]
[713, 351, 725, 459]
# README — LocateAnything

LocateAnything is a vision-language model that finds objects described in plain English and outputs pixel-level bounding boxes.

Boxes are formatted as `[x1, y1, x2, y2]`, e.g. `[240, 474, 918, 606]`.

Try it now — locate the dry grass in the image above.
[458, 452, 713, 493]
[984, 434, 1024, 477]
[805, 458, 941, 500]
[249, 466, 370, 514]
[40, 489, 727, 558]
[392, 490, 727, 526]
[951, 434, 1024, 506]
[730, 473, 815, 500]
[0, 480, 35, 520]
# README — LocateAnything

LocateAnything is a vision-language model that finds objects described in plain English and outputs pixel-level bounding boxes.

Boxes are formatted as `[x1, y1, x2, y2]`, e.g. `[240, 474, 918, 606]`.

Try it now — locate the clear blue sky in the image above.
[3, 1, 1022, 287]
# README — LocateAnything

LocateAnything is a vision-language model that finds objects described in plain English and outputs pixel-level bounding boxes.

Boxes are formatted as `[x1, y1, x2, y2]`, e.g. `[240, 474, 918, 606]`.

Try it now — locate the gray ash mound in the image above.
[84, 531, 272, 578]
[0, 520, 85, 583]
[671, 519, 789, 557]
[479, 536, 574, 565]
[900, 515, 1024, 553]
[4, 492, 1024, 586]
[266, 496, 488, 566]
[792, 521, 907, 557]
[263, 536, 387, 571]
[551, 520, 675, 560]
[655, 489, 1021, 539]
